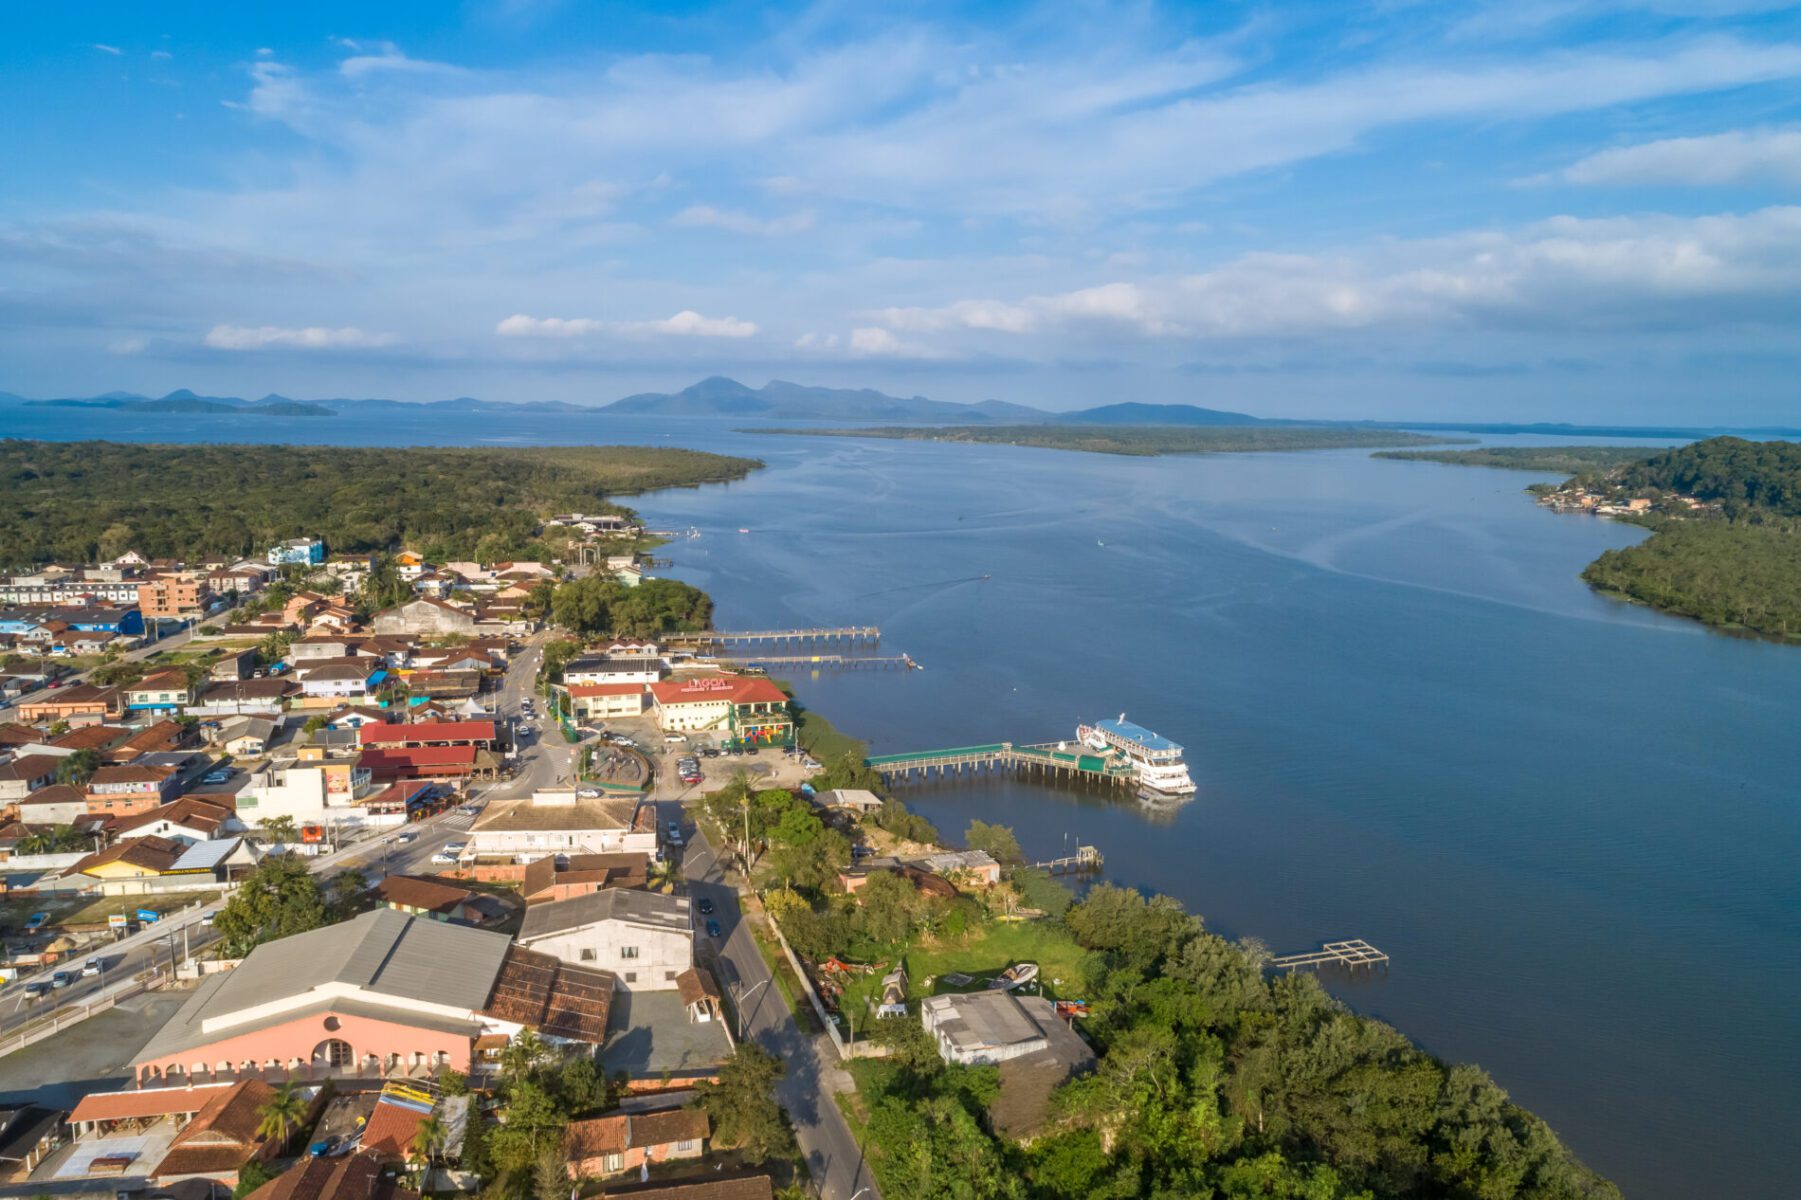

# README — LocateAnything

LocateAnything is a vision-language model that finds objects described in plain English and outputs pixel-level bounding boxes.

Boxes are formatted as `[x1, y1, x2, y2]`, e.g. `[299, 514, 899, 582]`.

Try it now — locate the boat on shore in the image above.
[1077, 714, 1197, 800]
[988, 962, 1040, 991]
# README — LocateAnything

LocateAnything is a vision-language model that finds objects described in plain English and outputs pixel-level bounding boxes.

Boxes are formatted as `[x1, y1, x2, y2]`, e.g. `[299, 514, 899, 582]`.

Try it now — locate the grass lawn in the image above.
[66, 891, 217, 925]
[834, 918, 1089, 1017]
[0, 894, 83, 931]
[779, 693, 868, 762]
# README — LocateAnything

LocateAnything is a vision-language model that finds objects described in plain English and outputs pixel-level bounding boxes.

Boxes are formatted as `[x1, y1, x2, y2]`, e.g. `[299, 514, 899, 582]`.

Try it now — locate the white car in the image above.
[443, 841, 467, 854]
[430, 852, 457, 865]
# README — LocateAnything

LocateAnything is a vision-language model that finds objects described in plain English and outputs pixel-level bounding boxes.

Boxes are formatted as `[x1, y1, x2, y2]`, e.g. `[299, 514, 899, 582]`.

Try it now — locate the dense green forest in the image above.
[1374, 446, 1658, 473]
[748, 426, 1461, 457]
[1610, 435, 1801, 517]
[0, 440, 759, 566]
[850, 884, 1617, 1200]
[1583, 519, 1801, 640]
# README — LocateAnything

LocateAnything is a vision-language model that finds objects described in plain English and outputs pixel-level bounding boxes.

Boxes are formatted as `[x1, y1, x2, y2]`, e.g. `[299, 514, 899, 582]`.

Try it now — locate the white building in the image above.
[237, 755, 373, 826]
[516, 889, 693, 991]
[463, 790, 657, 862]
[920, 991, 1053, 1066]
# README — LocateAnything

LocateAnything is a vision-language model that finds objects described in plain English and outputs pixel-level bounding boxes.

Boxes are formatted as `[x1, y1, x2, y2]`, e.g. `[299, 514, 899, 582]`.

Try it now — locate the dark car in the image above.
[705, 919, 722, 939]
[697, 898, 715, 916]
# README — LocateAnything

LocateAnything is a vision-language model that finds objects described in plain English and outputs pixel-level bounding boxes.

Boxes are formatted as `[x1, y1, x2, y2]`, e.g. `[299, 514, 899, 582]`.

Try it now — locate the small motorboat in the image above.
[988, 962, 1040, 991]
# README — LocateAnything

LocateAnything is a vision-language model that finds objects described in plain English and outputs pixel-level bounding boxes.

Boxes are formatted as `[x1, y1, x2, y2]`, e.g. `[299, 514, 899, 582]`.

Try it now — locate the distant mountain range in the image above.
[7, 380, 1795, 438]
[600, 376, 1263, 424]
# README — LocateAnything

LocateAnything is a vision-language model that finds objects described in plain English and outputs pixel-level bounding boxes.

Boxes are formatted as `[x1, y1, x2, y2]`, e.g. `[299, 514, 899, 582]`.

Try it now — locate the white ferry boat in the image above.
[1076, 714, 1197, 800]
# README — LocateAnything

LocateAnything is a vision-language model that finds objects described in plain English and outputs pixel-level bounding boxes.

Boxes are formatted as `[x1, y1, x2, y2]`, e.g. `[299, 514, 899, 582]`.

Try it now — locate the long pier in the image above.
[667, 626, 880, 646]
[1268, 940, 1389, 971]
[867, 742, 1136, 789]
[708, 653, 919, 671]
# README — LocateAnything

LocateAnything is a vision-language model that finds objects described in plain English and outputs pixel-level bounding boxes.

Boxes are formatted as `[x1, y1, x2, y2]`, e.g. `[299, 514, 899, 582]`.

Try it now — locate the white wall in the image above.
[521, 920, 692, 991]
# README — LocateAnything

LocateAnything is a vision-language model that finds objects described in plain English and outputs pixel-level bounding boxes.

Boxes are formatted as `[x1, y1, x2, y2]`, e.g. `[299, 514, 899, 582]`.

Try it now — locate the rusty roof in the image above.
[481, 945, 614, 1042]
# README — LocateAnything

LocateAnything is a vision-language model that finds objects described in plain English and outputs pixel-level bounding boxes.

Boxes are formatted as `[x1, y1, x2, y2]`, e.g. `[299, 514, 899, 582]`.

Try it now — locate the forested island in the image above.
[1372, 446, 1659, 473]
[747, 425, 1463, 456]
[1383, 436, 1801, 643]
[0, 439, 759, 566]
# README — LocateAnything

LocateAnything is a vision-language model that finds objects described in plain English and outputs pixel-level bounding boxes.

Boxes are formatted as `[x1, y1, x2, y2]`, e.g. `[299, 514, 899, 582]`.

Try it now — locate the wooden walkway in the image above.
[667, 626, 880, 645]
[1030, 845, 1104, 874]
[1268, 939, 1389, 971]
[867, 742, 1136, 788]
[708, 653, 919, 671]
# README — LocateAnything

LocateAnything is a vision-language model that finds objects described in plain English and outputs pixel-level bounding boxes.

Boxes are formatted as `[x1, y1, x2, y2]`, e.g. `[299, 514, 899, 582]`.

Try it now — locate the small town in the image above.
[0, 530, 1105, 1200]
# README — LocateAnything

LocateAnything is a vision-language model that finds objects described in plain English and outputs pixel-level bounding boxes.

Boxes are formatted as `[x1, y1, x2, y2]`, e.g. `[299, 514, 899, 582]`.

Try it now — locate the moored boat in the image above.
[1077, 714, 1197, 799]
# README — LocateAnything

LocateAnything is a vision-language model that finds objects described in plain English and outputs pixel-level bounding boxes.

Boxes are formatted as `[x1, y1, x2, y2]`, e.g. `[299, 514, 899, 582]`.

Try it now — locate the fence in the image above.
[0, 972, 154, 1058]
[764, 913, 889, 1062]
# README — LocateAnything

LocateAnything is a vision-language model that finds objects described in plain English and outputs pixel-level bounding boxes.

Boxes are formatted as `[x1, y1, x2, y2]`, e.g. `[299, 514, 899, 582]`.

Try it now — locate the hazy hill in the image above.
[603, 375, 1051, 422]
[1063, 400, 1263, 426]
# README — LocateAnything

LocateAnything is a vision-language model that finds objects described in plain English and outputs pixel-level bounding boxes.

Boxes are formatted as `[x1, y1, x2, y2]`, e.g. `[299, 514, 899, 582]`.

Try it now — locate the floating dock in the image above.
[1268, 939, 1389, 971]
[1030, 845, 1104, 874]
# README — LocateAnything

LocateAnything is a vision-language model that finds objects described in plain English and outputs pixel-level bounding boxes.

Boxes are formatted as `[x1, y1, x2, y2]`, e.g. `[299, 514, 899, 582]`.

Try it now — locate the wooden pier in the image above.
[1030, 845, 1104, 874]
[1267, 940, 1389, 971]
[708, 653, 919, 671]
[867, 742, 1136, 789]
[667, 626, 880, 646]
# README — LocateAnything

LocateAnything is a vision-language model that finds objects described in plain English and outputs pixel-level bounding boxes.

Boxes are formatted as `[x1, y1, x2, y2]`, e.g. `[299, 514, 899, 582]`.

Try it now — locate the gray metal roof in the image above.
[518, 888, 691, 943]
[921, 991, 1045, 1051]
[134, 910, 512, 1064]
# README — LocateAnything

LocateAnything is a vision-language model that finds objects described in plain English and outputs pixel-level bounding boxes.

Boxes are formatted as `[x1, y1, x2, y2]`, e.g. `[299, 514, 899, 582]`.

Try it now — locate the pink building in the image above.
[132, 909, 614, 1085]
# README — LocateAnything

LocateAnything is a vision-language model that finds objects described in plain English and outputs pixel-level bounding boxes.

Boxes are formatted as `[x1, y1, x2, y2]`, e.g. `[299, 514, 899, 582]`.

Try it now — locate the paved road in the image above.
[681, 826, 879, 1200]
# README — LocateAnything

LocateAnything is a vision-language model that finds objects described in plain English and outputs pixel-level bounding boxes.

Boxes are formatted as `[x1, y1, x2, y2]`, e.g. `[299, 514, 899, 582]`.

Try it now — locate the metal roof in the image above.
[518, 888, 691, 942]
[1094, 716, 1181, 753]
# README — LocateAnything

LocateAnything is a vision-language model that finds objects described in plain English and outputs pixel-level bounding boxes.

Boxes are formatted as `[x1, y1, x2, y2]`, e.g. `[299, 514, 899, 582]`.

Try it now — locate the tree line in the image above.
[0, 439, 759, 567]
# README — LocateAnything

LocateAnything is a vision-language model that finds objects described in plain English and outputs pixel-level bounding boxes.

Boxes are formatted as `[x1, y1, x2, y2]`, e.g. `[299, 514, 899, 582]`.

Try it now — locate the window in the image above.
[619, 946, 639, 959]
[665, 971, 678, 981]
[580, 948, 597, 962]
[623, 972, 636, 983]
[604, 1154, 623, 1173]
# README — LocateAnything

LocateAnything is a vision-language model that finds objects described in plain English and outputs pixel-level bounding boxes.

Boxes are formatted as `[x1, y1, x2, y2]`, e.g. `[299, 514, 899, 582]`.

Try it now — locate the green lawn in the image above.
[834, 918, 1088, 1018]
[66, 891, 217, 925]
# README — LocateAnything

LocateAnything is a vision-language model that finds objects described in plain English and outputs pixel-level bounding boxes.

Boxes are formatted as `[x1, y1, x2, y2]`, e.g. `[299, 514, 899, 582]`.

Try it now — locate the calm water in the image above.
[7, 402, 1798, 1198]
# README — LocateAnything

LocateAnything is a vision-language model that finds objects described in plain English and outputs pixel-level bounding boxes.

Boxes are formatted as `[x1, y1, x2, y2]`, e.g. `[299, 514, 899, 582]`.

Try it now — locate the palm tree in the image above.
[412, 1112, 447, 1178]
[499, 1028, 549, 1080]
[647, 856, 679, 895]
[257, 1079, 309, 1149]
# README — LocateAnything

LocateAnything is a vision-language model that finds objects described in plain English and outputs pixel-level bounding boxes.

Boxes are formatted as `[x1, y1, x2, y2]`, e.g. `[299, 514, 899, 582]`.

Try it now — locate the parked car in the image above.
[396, 831, 417, 843]
[702, 747, 720, 758]
[443, 841, 467, 855]
[705, 919, 722, 939]
[50, 971, 73, 989]
[430, 851, 456, 865]
[697, 898, 715, 916]
[24, 912, 48, 931]
[23, 981, 49, 998]
[201, 770, 231, 784]
[201, 911, 216, 927]
[666, 820, 681, 838]
[308, 1136, 342, 1159]
[81, 959, 102, 977]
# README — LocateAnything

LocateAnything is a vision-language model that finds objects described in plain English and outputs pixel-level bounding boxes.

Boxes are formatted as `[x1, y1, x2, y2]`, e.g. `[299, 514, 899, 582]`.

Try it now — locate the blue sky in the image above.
[5, 1, 1801, 420]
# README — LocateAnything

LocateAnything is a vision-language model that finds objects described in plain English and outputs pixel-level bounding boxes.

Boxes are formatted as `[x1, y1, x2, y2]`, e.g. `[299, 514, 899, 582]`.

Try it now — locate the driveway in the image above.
[682, 828, 879, 1200]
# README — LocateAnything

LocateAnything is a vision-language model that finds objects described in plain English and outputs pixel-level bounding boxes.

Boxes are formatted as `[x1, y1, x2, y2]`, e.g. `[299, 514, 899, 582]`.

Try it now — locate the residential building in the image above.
[372, 598, 476, 637]
[112, 797, 242, 845]
[581, 1177, 772, 1200]
[0, 755, 60, 805]
[369, 874, 484, 924]
[18, 782, 89, 825]
[516, 889, 693, 990]
[676, 967, 724, 1024]
[815, 788, 883, 814]
[210, 649, 260, 681]
[191, 678, 295, 717]
[565, 654, 664, 686]
[131, 908, 615, 1084]
[242, 1151, 417, 1200]
[918, 991, 1095, 1138]
[648, 674, 793, 744]
[521, 852, 649, 904]
[357, 744, 496, 783]
[564, 1107, 709, 1179]
[85, 763, 181, 815]
[267, 537, 326, 567]
[124, 668, 196, 712]
[138, 572, 213, 621]
[464, 790, 658, 863]
[15, 683, 120, 726]
[106, 719, 195, 762]
[238, 753, 373, 826]
[219, 716, 276, 756]
[1, 566, 145, 606]
[64, 833, 188, 885]
[296, 661, 383, 702]
[563, 683, 650, 721]
[914, 849, 1003, 886]
[358, 719, 496, 750]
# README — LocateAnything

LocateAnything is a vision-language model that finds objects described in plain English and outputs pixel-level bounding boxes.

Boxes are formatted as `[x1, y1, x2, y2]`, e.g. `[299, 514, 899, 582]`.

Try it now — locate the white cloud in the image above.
[874, 206, 1801, 341]
[204, 324, 397, 350]
[1553, 127, 1801, 186]
[151, 50, 171, 61]
[93, 44, 122, 56]
[669, 205, 815, 236]
[106, 337, 146, 355]
[496, 310, 759, 338]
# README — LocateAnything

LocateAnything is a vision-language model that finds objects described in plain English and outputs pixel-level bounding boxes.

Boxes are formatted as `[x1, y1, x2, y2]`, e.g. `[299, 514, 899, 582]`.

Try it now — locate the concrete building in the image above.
[131, 908, 615, 1084]
[371, 598, 476, 637]
[464, 790, 657, 863]
[920, 991, 1053, 1065]
[267, 538, 326, 567]
[648, 674, 792, 744]
[517, 889, 693, 991]
[564, 1107, 708, 1180]
[563, 682, 650, 721]
[238, 753, 373, 826]
[138, 573, 213, 621]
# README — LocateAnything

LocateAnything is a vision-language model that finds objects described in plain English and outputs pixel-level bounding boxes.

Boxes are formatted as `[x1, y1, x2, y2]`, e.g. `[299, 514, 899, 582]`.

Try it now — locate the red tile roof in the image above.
[70, 1084, 240, 1125]
[358, 720, 495, 747]
[357, 745, 478, 777]
[648, 675, 788, 708]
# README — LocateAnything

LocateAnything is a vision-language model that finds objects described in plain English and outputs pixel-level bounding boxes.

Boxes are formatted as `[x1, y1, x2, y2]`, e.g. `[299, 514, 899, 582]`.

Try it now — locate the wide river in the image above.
[9, 403, 1798, 1198]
